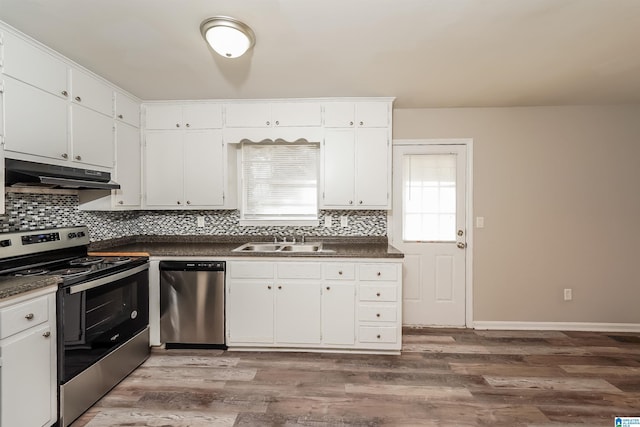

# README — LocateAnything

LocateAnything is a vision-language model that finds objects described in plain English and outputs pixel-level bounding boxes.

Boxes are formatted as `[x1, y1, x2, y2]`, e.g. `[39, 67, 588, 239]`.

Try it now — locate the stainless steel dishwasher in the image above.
[159, 261, 225, 348]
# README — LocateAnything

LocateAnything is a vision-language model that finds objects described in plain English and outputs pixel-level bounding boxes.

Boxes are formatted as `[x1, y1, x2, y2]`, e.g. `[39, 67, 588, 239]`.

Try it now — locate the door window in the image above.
[402, 154, 457, 242]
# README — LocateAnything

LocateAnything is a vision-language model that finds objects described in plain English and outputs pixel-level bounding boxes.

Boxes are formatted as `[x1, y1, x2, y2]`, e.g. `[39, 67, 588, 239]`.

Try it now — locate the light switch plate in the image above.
[340, 215, 348, 227]
[324, 216, 332, 228]
[476, 217, 485, 228]
[196, 216, 205, 227]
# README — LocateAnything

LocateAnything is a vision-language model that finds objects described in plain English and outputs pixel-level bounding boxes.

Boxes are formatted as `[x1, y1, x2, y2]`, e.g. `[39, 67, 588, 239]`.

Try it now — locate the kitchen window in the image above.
[240, 142, 319, 225]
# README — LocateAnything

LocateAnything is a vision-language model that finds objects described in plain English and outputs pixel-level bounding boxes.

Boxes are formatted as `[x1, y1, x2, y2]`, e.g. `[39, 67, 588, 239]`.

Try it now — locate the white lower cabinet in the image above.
[0, 289, 57, 427]
[226, 259, 401, 353]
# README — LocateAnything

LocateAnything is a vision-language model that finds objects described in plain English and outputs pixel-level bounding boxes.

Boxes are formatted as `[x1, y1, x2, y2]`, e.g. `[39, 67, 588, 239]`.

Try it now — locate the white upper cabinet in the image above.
[145, 103, 223, 130]
[114, 122, 141, 207]
[1, 32, 69, 99]
[71, 104, 114, 168]
[324, 101, 389, 128]
[225, 102, 321, 128]
[144, 129, 225, 208]
[2, 76, 69, 161]
[115, 91, 140, 128]
[70, 68, 113, 116]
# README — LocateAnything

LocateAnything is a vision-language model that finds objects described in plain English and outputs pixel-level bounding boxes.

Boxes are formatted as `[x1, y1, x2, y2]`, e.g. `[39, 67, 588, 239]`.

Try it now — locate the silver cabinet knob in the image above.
[176, 123, 180, 128]
[267, 285, 272, 290]
[75, 155, 82, 161]
[186, 123, 190, 128]
[25, 313, 34, 320]
[338, 271, 343, 275]
[118, 200, 124, 205]
[186, 200, 191, 205]
[266, 121, 270, 126]
[457, 242, 467, 249]
[349, 200, 353, 205]
[359, 121, 364, 126]
[75, 96, 82, 102]
[61, 153, 68, 159]
[377, 272, 381, 276]
[376, 313, 381, 318]
[376, 292, 381, 297]
[359, 200, 363, 204]
[349, 121, 354, 126]
[376, 334, 381, 339]
[61, 90, 68, 97]
[118, 114, 124, 119]
[275, 120, 279, 125]
[278, 285, 282, 290]
[43, 331, 51, 338]
[177, 201, 181, 205]
[326, 286, 331, 290]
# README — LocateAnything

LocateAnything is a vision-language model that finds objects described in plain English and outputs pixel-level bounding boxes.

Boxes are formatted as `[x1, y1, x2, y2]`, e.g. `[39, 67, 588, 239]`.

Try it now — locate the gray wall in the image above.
[394, 105, 640, 324]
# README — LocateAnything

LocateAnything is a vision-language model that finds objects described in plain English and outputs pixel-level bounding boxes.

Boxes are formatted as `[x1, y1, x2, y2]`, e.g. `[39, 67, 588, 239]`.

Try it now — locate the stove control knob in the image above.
[0, 239, 11, 247]
[68, 232, 77, 239]
[78, 232, 86, 237]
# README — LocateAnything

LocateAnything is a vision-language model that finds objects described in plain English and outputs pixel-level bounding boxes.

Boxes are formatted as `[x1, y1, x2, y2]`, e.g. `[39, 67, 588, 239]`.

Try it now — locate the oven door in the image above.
[59, 263, 149, 383]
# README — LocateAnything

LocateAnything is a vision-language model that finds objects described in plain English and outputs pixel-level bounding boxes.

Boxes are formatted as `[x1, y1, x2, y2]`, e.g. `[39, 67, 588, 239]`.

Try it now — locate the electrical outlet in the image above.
[340, 215, 348, 228]
[324, 216, 332, 228]
[196, 216, 205, 227]
[476, 217, 485, 228]
[564, 288, 572, 301]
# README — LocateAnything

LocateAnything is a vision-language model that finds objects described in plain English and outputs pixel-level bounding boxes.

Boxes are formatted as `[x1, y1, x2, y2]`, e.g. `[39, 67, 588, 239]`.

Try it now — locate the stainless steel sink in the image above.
[232, 242, 333, 253]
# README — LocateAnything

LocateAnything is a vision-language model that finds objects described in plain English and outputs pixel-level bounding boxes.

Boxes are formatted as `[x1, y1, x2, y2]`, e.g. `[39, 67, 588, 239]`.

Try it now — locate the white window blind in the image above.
[403, 154, 457, 242]
[241, 143, 319, 221]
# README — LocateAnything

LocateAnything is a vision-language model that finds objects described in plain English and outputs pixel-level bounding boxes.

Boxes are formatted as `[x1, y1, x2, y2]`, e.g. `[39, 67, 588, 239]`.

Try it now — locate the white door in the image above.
[391, 143, 468, 326]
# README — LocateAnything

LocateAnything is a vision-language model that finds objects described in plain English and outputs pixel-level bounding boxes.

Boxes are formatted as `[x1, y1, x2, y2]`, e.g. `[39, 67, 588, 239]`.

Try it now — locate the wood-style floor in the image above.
[71, 328, 640, 426]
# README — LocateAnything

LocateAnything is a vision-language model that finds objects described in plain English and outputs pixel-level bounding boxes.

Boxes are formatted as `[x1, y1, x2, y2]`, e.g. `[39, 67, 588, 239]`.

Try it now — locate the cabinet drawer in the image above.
[359, 285, 397, 302]
[324, 263, 355, 280]
[0, 296, 49, 339]
[277, 263, 322, 280]
[229, 262, 274, 279]
[359, 264, 398, 281]
[358, 326, 398, 343]
[358, 304, 397, 322]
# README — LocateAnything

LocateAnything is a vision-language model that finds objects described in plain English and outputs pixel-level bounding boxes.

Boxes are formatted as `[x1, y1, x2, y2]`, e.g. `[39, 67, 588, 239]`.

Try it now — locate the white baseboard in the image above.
[472, 321, 640, 333]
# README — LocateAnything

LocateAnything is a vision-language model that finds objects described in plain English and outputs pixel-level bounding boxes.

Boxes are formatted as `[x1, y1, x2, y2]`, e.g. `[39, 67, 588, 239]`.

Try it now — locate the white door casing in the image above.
[390, 140, 473, 327]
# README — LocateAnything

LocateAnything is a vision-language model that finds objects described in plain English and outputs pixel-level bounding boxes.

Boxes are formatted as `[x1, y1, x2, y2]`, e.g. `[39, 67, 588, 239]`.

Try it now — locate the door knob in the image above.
[457, 242, 467, 249]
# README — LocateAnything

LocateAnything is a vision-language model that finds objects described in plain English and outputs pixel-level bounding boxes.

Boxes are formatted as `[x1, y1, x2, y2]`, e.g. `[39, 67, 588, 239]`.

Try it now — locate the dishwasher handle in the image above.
[159, 261, 225, 272]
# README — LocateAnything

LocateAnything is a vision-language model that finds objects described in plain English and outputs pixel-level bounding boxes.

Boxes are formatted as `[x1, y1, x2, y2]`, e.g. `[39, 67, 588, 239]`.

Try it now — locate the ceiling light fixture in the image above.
[200, 16, 255, 59]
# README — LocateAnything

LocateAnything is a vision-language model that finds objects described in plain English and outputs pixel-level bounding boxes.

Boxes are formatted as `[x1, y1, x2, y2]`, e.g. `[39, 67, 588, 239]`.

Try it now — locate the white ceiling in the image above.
[1, 0, 640, 108]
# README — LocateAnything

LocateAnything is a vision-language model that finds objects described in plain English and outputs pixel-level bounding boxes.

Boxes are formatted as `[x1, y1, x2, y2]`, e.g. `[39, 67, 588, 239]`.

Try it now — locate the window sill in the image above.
[239, 219, 320, 227]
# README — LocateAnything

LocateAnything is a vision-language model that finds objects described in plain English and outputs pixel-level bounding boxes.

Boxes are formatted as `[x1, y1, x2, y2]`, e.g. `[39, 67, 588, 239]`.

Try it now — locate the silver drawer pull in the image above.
[376, 334, 381, 339]
[338, 271, 343, 275]
[376, 313, 380, 318]
[376, 292, 381, 297]
[25, 313, 34, 320]
[377, 272, 381, 276]
[43, 331, 51, 338]
[326, 286, 331, 290]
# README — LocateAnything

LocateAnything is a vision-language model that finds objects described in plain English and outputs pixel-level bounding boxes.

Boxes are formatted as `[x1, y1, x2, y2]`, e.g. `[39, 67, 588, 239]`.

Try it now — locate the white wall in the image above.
[394, 105, 640, 324]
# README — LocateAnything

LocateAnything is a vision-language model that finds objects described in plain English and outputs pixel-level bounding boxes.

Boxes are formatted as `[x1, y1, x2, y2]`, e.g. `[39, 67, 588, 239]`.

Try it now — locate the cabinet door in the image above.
[355, 129, 389, 207]
[145, 104, 182, 130]
[3, 76, 68, 160]
[227, 281, 274, 343]
[0, 324, 55, 427]
[183, 104, 223, 129]
[71, 104, 115, 168]
[225, 103, 271, 127]
[114, 123, 141, 207]
[115, 92, 140, 127]
[323, 102, 355, 128]
[275, 283, 321, 344]
[322, 129, 355, 207]
[183, 130, 224, 206]
[271, 102, 321, 127]
[145, 131, 183, 206]
[71, 68, 113, 116]
[355, 102, 389, 127]
[2, 32, 68, 98]
[322, 283, 355, 345]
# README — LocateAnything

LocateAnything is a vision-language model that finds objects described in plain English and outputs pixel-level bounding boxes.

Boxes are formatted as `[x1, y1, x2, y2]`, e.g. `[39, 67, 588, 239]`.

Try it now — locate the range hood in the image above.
[5, 159, 120, 190]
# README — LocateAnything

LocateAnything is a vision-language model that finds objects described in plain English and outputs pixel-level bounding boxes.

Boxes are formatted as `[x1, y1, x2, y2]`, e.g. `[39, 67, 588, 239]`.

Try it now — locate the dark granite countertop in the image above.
[89, 236, 404, 259]
[0, 276, 61, 302]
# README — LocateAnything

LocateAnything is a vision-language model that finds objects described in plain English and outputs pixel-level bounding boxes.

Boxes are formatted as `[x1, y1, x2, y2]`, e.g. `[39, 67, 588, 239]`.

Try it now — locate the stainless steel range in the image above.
[0, 226, 149, 427]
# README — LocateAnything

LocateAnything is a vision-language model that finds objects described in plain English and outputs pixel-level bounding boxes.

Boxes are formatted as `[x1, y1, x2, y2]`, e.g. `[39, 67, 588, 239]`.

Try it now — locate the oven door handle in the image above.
[67, 264, 149, 294]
